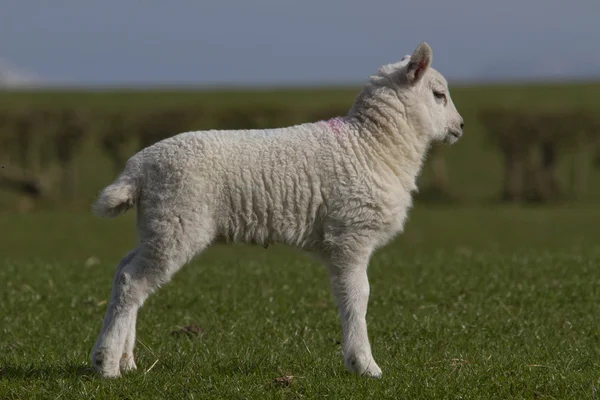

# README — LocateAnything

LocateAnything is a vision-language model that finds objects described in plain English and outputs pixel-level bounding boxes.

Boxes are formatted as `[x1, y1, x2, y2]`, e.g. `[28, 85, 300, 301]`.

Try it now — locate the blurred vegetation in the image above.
[0, 82, 599, 212]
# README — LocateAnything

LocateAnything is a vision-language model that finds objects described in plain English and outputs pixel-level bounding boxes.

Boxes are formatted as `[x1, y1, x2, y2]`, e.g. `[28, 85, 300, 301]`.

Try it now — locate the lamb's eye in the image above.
[433, 91, 446, 100]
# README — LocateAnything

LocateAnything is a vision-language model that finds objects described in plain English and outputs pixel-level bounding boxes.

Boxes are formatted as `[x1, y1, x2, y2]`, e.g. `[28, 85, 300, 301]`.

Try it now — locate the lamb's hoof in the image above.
[91, 350, 121, 378]
[120, 353, 137, 372]
[360, 363, 382, 379]
[346, 354, 383, 379]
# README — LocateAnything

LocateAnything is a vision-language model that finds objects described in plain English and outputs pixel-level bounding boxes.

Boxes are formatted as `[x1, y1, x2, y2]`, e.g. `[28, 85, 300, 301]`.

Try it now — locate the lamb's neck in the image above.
[347, 106, 431, 190]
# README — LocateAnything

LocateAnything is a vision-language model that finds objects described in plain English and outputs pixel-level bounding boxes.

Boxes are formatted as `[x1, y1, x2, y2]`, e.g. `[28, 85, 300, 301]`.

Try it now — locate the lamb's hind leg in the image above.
[120, 308, 138, 372]
[110, 250, 140, 373]
[118, 253, 141, 373]
[91, 237, 204, 378]
[89, 249, 137, 376]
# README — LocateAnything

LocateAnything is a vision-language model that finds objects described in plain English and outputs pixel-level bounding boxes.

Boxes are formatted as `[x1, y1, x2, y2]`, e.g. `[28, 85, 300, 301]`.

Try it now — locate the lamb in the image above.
[90, 42, 464, 379]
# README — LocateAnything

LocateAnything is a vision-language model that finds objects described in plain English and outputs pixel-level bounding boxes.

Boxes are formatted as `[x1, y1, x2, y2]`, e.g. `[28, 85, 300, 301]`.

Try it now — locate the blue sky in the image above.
[1, 0, 599, 86]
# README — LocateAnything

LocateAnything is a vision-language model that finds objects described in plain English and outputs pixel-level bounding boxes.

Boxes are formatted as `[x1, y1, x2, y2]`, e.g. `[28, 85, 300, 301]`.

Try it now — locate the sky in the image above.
[1, 0, 599, 87]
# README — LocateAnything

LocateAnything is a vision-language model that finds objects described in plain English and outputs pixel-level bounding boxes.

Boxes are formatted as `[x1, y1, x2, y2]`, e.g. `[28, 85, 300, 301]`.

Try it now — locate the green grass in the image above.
[1, 206, 600, 399]
[2, 82, 600, 398]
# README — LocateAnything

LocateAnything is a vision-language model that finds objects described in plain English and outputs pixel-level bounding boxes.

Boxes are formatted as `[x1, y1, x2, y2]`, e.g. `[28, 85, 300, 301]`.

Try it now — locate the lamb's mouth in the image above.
[444, 130, 462, 144]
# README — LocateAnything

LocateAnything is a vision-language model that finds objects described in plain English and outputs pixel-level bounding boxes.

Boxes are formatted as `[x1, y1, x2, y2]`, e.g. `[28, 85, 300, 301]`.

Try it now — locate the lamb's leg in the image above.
[325, 244, 382, 378]
[91, 239, 198, 378]
[118, 252, 140, 373]
[120, 310, 137, 372]
[90, 250, 137, 375]
[101, 250, 139, 372]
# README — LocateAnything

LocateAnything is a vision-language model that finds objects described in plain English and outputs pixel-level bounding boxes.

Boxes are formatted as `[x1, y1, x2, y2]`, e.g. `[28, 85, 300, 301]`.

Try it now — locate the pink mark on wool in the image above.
[325, 117, 345, 136]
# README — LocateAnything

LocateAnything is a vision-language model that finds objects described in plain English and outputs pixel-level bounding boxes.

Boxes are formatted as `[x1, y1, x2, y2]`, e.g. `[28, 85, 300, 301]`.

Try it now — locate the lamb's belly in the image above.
[221, 209, 315, 247]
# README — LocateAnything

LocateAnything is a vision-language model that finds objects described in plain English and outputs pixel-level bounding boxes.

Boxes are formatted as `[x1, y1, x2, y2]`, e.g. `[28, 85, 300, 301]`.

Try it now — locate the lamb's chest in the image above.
[373, 191, 413, 248]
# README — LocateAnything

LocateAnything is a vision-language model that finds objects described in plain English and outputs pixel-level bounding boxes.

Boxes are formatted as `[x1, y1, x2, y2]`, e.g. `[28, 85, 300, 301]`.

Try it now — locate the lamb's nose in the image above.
[460, 120, 465, 130]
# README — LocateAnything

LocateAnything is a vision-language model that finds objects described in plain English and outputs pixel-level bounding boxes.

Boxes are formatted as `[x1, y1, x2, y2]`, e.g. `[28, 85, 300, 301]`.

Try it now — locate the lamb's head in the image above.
[369, 42, 464, 145]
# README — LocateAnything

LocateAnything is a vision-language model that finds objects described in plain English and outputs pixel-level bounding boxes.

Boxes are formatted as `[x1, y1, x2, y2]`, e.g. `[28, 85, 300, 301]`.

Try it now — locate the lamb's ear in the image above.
[406, 42, 433, 85]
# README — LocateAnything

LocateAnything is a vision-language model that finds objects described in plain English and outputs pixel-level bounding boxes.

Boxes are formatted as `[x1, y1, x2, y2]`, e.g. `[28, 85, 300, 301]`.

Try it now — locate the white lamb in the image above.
[90, 42, 464, 379]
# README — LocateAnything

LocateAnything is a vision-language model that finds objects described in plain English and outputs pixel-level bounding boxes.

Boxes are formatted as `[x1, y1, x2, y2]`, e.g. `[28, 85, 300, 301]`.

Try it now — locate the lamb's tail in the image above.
[93, 170, 140, 218]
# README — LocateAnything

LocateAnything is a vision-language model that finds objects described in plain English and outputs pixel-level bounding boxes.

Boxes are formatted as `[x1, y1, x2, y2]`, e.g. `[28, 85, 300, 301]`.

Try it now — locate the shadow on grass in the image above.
[0, 363, 96, 380]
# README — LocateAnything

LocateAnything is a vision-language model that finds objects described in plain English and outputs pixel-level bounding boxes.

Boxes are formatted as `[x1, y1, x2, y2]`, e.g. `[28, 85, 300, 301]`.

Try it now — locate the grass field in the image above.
[1, 205, 600, 399]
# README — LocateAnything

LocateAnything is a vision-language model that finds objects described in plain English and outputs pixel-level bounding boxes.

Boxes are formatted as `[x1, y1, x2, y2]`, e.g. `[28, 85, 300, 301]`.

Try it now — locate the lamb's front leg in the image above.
[326, 246, 382, 378]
